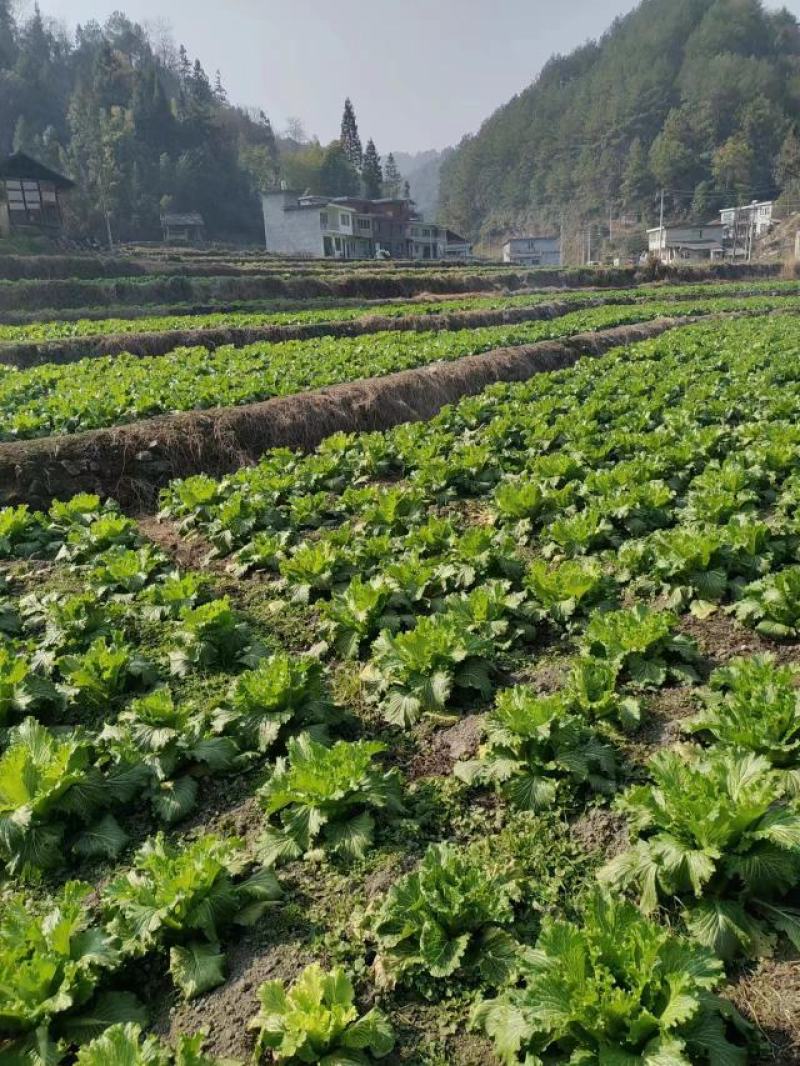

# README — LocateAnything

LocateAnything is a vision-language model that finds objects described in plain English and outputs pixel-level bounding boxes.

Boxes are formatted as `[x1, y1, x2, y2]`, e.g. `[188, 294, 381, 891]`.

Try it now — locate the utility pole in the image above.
[559, 211, 565, 267]
[659, 188, 665, 259]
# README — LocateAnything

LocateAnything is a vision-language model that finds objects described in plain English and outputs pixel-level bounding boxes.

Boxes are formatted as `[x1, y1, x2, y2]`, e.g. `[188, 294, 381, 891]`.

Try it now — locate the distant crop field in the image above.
[1, 262, 799, 1064]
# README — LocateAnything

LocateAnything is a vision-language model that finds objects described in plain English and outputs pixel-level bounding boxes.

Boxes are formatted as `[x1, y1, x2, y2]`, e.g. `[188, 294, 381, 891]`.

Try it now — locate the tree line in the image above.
[438, 0, 800, 247]
[0, 4, 409, 243]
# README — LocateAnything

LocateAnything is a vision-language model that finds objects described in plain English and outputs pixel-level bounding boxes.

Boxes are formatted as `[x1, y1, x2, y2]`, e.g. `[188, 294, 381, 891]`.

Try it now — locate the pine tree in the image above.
[213, 70, 227, 105]
[340, 98, 362, 169]
[362, 138, 382, 199]
[320, 141, 360, 196]
[383, 152, 402, 198]
[178, 44, 191, 84]
[620, 138, 653, 214]
[403, 179, 411, 199]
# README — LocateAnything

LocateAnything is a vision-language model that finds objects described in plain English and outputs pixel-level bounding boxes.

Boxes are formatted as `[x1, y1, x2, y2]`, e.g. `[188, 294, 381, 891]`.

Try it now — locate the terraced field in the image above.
[3, 258, 800, 1066]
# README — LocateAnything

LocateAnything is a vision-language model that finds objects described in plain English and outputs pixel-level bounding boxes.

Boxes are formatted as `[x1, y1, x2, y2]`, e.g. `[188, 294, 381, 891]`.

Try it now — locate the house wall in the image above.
[503, 237, 561, 265]
[262, 192, 324, 256]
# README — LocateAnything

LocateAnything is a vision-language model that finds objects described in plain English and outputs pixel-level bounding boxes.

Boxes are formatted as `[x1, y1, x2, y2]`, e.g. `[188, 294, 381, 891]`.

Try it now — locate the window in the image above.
[320, 212, 328, 228]
[340, 213, 349, 227]
[358, 218, 370, 230]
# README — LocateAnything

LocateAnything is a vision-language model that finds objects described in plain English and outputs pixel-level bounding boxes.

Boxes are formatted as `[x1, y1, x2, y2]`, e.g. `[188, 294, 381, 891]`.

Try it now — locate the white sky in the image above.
[19, 0, 800, 153]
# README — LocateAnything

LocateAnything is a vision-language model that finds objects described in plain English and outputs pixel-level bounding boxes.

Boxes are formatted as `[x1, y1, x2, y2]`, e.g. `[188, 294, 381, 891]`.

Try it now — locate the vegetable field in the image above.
[2, 257, 800, 1065]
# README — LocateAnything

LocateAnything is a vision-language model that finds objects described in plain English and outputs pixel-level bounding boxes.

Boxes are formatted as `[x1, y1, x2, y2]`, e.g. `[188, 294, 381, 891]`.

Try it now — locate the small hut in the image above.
[0, 152, 74, 236]
[160, 212, 206, 244]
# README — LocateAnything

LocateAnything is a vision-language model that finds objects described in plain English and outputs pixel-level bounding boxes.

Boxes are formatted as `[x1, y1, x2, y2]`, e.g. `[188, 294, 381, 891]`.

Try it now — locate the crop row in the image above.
[3, 313, 800, 1060]
[2, 293, 800, 442]
[1, 278, 799, 345]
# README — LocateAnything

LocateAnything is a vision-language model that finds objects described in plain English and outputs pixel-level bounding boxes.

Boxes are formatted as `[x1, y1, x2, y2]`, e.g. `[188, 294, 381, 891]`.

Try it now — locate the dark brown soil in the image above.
[727, 951, 800, 1065]
[155, 936, 316, 1060]
[138, 516, 221, 572]
[570, 806, 629, 861]
[407, 715, 485, 780]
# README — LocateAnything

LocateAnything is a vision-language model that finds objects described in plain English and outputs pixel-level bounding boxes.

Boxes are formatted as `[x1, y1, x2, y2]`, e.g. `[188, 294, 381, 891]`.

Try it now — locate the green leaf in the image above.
[169, 942, 226, 1000]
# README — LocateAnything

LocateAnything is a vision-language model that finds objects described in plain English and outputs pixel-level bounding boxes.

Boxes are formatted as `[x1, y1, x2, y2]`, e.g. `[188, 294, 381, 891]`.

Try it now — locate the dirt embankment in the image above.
[0, 315, 712, 511]
[0, 260, 786, 317]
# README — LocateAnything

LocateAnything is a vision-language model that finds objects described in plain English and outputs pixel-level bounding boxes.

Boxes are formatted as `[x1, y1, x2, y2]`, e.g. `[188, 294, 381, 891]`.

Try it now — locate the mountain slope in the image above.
[438, 0, 800, 247]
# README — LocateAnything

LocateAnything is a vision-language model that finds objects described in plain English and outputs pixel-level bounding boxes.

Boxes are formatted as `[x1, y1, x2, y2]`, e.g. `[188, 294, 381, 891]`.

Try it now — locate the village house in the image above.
[646, 221, 725, 262]
[161, 212, 206, 244]
[0, 151, 74, 236]
[502, 236, 561, 267]
[261, 189, 471, 260]
[719, 200, 776, 256]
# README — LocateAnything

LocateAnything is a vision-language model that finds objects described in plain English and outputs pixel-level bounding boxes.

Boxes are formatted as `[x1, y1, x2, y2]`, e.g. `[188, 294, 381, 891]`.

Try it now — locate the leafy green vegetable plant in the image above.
[0, 881, 132, 1048]
[686, 655, 800, 791]
[0, 718, 139, 876]
[169, 598, 263, 676]
[455, 686, 616, 809]
[58, 634, 156, 707]
[99, 688, 239, 823]
[474, 889, 748, 1065]
[600, 747, 800, 959]
[370, 842, 520, 990]
[733, 565, 800, 639]
[74, 1023, 232, 1066]
[213, 653, 333, 754]
[103, 833, 280, 999]
[581, 605, 699, 687]
[258, 735, 403, 864]
[525, 557, 617, 628]
[365, 613, 494, 727]
[249, 964, 394, 1064]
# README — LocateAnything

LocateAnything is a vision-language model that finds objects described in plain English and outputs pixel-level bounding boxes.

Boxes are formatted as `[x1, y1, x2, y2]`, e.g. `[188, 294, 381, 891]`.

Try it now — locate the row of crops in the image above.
[3, 312, 800, 1062]
[3, 293, 800, 441]
[2, 278, 799, 345]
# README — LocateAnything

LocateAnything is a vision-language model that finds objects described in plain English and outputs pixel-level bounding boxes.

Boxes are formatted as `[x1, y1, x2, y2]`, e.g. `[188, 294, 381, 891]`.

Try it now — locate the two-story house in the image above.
[261, 189, 471, 260]
[646, 222, 725, 262]
[502, 236, 561, 267]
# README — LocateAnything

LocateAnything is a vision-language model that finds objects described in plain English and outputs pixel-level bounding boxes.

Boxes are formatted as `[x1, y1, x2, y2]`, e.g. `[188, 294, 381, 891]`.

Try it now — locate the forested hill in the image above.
[0, 3, 281, 242]
[438, 0, 800, 247]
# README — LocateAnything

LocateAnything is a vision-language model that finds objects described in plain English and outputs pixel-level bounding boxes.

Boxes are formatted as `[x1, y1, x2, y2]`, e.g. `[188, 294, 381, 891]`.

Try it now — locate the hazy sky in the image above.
[20, 0, 800, 153]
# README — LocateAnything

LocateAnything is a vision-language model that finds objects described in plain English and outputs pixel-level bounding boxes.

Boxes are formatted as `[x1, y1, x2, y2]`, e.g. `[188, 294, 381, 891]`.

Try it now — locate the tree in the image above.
[620, 138, 653, 214]
[776, 127, 800, 192]
[284, 116, 307, 143]
[712, 134, 755, 200]
[213, 70, 227, 105]
[340, 97, 362, 169]
[383, 152, 402, 198]
[319, 141, 359, 196]
[362, 138, 382, 199]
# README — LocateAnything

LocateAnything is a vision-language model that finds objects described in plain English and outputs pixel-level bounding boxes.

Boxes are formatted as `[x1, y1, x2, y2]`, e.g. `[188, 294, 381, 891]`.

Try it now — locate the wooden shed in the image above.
[0, 152, 74, 235]
[161, 212, 206, 244]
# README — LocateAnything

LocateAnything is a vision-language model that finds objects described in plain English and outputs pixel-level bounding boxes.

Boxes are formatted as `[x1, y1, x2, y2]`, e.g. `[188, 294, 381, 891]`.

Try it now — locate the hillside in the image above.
[392, 148, 451, 221]
[438, 0, 800, 248]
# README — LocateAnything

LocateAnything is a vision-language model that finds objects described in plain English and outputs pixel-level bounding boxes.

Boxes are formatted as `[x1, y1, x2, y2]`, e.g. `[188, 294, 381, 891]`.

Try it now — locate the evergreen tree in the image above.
[776, 127, 800, 192]
[177, 44, 191, 84]
[620, 138, 653, 214]
[340, 97, 362, 169]
[319, 141, 359, 196]
[383, 152, 402, 198]
[213, 69, 227, 104]
[362, 138, 382, 199]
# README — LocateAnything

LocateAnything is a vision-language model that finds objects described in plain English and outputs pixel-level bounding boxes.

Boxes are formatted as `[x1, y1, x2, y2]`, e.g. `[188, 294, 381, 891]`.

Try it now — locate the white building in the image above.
[262, 189, 472, 260]
[646, 222, 725, 262]
[502, 236, 561, 267]
[720, 200, 774, 238]
[262, 191, 369, 259]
